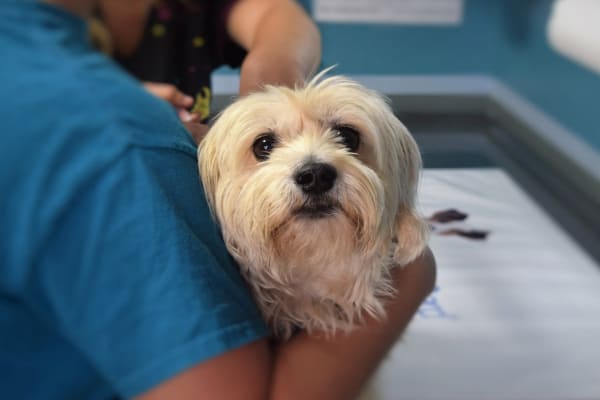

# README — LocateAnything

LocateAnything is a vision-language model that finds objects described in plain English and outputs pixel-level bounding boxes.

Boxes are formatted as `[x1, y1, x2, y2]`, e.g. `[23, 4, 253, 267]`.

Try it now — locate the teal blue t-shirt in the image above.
[0, 2, 268, 399]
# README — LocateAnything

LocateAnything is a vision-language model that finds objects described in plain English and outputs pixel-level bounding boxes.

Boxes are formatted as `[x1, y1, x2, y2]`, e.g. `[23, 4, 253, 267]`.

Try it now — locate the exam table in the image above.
[359, 76, 600, 400]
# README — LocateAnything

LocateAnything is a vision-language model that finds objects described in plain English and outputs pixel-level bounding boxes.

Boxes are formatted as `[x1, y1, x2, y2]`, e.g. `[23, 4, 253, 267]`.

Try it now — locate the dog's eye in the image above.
[333, 125, 360, 153]
[252, 134, 278, 161]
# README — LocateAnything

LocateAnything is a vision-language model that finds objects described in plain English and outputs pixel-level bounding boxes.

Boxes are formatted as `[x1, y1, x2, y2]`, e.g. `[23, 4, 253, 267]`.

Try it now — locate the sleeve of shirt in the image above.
[31, 123, 269, 398]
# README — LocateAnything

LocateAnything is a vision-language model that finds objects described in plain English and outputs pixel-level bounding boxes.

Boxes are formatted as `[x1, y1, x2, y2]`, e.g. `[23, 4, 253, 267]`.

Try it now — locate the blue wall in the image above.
[301, 0, 600, 150]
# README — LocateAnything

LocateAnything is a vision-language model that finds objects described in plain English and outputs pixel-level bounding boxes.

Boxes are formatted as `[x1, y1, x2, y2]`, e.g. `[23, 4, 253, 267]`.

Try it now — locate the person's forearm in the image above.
[135, 249, 435, 400]
[227, 0, 322, 95]
[269, 248, 436, 400]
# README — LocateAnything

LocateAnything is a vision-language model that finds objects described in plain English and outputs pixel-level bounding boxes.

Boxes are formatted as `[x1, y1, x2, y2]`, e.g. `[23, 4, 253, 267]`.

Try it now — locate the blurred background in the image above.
[308, 0, 600, 151]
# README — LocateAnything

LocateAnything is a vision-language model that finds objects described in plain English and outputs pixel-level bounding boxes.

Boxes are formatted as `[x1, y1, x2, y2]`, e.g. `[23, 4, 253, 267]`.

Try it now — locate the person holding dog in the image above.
[0, 0, 436, 399]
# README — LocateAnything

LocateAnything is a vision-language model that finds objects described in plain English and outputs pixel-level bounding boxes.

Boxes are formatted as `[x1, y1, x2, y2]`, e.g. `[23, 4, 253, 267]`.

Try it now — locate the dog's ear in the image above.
[378, 108, 429, 266]
[392, 204, 430, 266]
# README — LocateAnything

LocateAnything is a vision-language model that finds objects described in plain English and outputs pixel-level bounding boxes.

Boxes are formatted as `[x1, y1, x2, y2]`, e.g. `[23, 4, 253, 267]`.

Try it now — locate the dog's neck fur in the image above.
[227, 213, 395, 338]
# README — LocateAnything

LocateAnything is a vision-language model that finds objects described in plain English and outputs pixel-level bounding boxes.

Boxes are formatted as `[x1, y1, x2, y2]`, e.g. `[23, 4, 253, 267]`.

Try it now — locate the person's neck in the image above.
[43, 0, 96, 18]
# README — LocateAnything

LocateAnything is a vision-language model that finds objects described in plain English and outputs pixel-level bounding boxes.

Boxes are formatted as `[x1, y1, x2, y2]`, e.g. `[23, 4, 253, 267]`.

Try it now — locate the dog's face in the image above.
[199, 75, 428, 335]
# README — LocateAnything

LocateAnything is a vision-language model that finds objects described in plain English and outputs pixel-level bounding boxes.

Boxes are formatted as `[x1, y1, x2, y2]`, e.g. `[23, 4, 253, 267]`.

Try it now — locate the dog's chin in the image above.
[293, 199, 340, 219]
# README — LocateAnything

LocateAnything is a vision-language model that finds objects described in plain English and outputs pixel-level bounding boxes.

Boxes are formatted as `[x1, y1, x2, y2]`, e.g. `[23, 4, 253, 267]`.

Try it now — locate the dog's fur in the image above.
[198, 73, 429, 338]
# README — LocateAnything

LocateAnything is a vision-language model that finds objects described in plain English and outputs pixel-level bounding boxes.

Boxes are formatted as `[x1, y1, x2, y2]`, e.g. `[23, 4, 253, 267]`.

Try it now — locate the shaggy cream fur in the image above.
[198, 73, 429, 338]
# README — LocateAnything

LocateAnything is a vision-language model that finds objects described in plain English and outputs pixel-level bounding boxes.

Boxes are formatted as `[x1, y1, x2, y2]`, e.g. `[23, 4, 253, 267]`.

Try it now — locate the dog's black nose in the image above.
[294, 162, 337, 195]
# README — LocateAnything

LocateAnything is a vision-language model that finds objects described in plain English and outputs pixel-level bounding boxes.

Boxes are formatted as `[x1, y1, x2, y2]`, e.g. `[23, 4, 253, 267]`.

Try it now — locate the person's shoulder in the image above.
[66, 55, 196, 154]
[0, 3, 193, 154]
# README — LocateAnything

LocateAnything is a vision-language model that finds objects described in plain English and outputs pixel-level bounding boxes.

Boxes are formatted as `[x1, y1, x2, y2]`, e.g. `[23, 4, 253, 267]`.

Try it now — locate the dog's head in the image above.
[198, 74, 428, 330]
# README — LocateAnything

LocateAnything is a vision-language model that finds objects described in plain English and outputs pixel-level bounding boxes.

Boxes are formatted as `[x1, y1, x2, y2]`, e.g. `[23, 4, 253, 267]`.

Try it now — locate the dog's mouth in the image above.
[294, 199, 339, 219]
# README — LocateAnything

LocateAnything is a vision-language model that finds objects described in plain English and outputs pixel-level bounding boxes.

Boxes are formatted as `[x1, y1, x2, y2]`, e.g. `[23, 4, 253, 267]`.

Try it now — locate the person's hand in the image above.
[143, 82, 194, 109]
[143, 82, 208, 144]
[177, 110, 209, 144]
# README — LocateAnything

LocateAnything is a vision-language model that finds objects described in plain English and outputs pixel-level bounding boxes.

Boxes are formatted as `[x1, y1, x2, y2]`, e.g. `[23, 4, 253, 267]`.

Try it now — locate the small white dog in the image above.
[198, 73, 429, 338]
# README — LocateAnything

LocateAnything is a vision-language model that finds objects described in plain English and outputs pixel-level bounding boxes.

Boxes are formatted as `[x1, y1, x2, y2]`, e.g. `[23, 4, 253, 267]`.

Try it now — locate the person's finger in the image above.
[178, 109, 202, 123]
[143, 82, 194, 108]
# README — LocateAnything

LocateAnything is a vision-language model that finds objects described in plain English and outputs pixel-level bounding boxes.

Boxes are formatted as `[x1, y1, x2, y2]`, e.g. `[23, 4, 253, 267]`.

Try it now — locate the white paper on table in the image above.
[361, 168, 600, 400]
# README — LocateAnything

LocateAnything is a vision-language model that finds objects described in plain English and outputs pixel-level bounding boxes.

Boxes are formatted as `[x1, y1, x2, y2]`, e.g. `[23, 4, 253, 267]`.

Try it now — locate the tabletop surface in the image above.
[360, 168, 600, 400]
